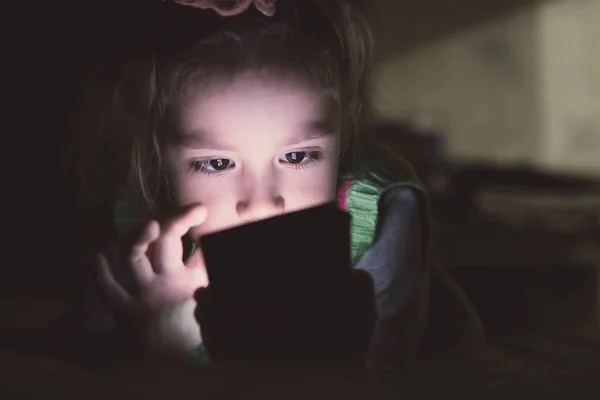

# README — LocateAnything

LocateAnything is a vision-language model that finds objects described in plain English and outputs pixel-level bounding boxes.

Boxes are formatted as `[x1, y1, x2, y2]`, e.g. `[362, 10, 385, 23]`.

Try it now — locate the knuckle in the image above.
[162, 219, 182, 236]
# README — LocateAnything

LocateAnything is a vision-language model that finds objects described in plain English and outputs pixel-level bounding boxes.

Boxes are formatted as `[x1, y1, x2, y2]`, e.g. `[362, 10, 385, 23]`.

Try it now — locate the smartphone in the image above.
[200, 202, 351, 294]
[198, 202, 353, 360]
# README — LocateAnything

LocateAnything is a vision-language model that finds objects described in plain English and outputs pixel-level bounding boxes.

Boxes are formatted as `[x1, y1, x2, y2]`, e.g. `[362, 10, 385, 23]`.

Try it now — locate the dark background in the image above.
[6, 0, 157, 294]
[6, 0, 83, 293]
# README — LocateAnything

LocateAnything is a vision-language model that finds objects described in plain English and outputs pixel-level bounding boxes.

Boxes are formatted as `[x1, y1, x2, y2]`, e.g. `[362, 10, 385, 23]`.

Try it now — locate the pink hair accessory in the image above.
[172, 0, 277, 17]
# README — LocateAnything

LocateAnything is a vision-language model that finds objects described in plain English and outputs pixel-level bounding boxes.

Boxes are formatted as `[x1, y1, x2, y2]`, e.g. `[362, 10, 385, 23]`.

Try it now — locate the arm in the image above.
[354, 185, 429, 368]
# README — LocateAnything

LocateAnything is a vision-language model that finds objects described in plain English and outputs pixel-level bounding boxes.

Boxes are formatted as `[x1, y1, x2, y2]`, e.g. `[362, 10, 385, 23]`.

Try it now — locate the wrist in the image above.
[142, 299, 203, 356]
[187, 343, 211, 366]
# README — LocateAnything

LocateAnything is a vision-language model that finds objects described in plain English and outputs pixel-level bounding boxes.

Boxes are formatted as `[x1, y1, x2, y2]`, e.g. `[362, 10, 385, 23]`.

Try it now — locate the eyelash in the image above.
[188, 151, 324, 177]
[279, 150, 323, 170]
[188, 159, 233, 178]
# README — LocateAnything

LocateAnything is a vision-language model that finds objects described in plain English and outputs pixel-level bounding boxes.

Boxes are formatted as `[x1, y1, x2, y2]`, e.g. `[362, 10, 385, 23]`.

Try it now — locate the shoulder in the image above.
[338, 136, 429, 213]
[340, 135, 424, 188]
[337, 137, 430, 263]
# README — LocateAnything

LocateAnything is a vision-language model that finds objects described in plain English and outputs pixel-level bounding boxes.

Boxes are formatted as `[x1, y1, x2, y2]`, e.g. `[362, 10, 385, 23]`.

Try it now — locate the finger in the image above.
[127, 221, 160, 284]
[129, 220, 161, 262]
[129, 253, 155, 288]
[162, 204, 208, 238]
[96, 253, 131, 311]
[186, 250, 210, 290]
[154, 205, 208, 272]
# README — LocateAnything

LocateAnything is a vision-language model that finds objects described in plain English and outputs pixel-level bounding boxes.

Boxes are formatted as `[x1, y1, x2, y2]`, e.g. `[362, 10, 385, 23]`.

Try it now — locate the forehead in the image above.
[176, 71, 339, 146]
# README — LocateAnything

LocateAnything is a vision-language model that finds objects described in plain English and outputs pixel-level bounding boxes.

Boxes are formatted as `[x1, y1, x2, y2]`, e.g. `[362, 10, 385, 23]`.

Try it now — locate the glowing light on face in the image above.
[167, 71, 341, 238]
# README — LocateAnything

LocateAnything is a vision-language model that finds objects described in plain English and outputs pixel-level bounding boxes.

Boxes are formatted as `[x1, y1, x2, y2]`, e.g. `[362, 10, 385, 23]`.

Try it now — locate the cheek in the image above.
[173, 173, 232, 209]
[171, 173, 205, 205]
[282, 162, 339, 208]
[172, 174, 241, 234]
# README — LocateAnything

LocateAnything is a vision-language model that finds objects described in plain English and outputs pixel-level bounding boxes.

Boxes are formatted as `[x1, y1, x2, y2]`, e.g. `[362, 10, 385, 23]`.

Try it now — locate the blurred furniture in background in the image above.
[433, 162, 600, 330]
[375, 118, 600, 367]
[436, 166, 600, 367]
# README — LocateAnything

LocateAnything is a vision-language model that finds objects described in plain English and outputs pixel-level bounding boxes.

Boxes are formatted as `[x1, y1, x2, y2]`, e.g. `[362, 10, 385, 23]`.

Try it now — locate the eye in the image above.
[189, 158, 235, 176]
[283, 151, 308, 164]
[206, 158, 233, 171]
[279, 151, 323, 168]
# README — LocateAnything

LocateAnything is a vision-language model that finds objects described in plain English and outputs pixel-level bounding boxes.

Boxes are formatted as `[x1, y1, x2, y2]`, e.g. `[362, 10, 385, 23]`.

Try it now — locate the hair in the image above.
[68, 0, 373, 243]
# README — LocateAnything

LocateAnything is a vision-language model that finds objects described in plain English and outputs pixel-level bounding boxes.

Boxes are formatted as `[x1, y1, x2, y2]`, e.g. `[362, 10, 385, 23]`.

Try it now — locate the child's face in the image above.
[167, 72, 341, 238]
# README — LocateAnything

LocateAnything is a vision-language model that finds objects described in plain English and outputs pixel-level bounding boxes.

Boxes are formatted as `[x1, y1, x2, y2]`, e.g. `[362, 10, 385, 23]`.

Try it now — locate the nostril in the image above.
[236, 200, 249, 215]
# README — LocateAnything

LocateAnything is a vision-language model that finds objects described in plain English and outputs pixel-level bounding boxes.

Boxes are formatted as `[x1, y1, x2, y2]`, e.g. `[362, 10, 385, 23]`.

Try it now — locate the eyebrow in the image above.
[171, 129, 235, 150]
[173, 119, 336, 150]
[288, 120, 335, 144]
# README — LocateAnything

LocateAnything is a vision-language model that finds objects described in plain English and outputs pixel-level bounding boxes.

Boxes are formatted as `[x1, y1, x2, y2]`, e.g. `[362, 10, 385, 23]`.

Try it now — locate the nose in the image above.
[236, 198, 285, 222]
[236, 176, 285, 223]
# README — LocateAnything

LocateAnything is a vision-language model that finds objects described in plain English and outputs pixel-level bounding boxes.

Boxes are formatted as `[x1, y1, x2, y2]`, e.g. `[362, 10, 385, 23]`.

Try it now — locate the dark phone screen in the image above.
[200, 202, 351, 294]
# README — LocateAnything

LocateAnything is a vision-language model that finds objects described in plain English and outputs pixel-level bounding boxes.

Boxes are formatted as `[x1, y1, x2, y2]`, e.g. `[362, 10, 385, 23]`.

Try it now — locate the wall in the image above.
[372, 6, 541, 165]
[370, 0, 600, 175]
[538, 0, 600, 173]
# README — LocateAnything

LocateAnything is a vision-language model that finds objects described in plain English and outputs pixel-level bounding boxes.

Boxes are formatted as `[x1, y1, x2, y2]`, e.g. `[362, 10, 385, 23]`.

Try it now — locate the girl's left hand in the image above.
[172, 0, 277, 17]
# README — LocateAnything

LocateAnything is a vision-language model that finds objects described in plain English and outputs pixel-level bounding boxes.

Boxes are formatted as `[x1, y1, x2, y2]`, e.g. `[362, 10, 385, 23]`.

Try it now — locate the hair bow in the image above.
[172, 0, 277, 17]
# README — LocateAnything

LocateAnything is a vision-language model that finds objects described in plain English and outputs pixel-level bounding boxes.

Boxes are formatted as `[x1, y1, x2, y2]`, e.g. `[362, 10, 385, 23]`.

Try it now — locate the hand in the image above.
[172, 0, 277, 17]
[194, 268, 376, 371]
[96, 204, 209, 355]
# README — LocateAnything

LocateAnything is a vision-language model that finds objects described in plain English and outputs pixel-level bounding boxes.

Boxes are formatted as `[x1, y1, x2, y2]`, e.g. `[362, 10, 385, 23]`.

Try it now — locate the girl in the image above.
[55, 0, 432, 370]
